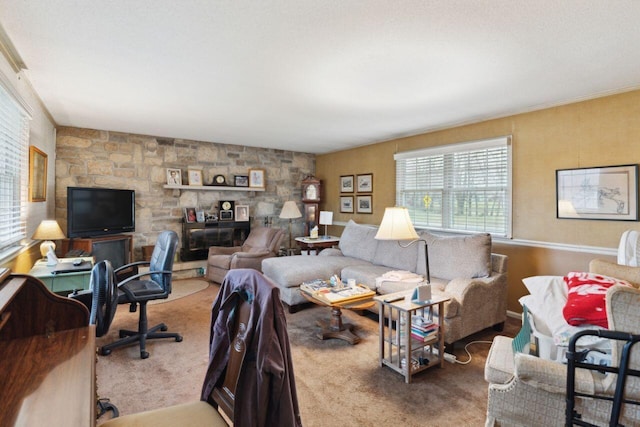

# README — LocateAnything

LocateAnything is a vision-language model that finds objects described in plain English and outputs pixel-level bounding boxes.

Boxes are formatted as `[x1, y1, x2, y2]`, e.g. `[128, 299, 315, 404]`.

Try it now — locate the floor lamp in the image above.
[374, 207, 430, 283]
[280, 201, 302, 255]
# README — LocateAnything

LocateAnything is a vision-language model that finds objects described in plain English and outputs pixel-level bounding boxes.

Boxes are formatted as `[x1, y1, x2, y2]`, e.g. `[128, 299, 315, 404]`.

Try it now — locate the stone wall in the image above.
[55, 126, 315, 260]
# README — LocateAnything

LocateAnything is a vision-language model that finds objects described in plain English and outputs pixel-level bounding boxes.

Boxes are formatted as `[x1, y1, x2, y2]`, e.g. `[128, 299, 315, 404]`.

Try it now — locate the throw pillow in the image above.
[562, 272, 632, 328]
[419, 231, 491, 280]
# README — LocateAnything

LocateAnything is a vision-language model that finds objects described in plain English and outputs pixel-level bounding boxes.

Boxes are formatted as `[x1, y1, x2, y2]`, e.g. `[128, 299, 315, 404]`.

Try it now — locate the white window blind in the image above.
[0, 82, 30, 253]
[395, 136, 512, 237]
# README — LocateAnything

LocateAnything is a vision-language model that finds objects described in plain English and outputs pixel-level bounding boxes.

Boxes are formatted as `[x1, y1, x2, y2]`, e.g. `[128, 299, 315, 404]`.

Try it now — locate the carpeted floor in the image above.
[96, 283, 518, 426]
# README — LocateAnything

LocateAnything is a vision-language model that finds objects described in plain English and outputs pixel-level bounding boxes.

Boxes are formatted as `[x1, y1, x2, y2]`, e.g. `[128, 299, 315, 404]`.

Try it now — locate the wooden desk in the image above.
[295, 236, 340, 255]
[0, 269, 95, 426]
[28, 257, 94, 294]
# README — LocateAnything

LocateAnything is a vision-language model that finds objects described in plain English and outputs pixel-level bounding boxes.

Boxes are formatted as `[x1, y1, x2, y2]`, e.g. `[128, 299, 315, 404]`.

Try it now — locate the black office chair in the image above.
[100, 230, 182, 359]
[70, 260, 120, 419]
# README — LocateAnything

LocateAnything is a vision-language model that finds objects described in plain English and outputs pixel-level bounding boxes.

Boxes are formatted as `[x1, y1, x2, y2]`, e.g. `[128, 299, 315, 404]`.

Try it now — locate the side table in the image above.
[28, 257, 94, 295]
[295, 236, 340, 255]
[374, 291, 450, 383]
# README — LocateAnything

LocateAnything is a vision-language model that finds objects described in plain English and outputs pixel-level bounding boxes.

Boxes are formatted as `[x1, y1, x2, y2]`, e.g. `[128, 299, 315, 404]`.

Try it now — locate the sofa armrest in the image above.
[514, 353, 598, 395]
[445, 275, 505, 306]
[208, 246, 242, 256]
[319, 248, 343, 257]
[234, 250, 271, 259]
[230, 251, 272, 270]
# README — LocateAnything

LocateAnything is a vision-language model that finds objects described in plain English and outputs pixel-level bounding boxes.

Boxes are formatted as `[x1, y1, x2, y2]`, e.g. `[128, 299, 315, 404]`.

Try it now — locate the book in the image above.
[314, 284, 375, 304]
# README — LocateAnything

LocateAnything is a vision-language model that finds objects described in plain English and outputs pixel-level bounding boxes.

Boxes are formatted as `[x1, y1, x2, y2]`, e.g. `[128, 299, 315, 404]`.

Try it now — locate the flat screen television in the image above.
[67, 187, 135, 238]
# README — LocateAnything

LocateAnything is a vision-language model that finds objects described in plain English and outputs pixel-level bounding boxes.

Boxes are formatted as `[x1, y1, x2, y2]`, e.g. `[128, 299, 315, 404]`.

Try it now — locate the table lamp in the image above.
[374, 207, 430, 283]
[279, 201, 302, 254]
[32, 220, 66, 259]
[319, 211, 333, 238]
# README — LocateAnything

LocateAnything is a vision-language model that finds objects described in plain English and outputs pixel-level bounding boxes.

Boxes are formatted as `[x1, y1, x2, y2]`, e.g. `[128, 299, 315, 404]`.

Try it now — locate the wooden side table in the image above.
[374, 291, 450, 383]
[295, 236, 340, 255]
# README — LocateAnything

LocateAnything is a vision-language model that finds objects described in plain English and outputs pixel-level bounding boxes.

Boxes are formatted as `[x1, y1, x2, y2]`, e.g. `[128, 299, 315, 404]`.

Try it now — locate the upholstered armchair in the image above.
[206, 227, 285, 283]
[485, 261, 640, 426]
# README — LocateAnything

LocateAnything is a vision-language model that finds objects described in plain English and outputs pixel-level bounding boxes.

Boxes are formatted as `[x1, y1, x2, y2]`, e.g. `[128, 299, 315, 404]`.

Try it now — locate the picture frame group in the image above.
[339, 173, 373, 213]
[165, 168, 265, 188]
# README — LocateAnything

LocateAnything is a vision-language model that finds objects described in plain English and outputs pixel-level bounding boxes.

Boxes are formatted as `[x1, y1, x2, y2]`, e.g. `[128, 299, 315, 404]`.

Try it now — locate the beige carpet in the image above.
[96, 284, 518, 426]
[148, 278, 210, 305]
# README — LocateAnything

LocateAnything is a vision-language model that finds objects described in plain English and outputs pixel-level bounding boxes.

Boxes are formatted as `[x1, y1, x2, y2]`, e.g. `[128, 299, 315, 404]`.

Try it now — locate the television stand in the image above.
[60, 234, 133, 269]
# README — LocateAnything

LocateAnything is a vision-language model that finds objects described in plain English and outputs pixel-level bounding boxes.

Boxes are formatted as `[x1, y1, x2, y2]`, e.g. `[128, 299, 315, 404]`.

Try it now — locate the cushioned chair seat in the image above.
[102, 401, 226, 427]
[118, 280, 166, 301]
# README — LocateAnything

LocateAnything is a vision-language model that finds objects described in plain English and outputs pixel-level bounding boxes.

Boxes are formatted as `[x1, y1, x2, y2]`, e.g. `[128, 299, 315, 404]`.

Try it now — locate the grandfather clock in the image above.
[301, 175, 321, 236]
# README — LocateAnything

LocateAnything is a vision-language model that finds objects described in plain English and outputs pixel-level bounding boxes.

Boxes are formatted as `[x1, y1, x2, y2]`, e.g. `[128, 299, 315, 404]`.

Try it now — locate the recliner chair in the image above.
[101, 230, 182, 359]
[206, 227, 285, 283]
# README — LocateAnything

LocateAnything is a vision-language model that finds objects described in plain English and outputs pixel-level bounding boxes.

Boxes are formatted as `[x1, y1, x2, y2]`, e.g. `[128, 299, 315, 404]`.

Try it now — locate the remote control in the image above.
[383, 295, 404, 303]
[73, 259, 83, 266]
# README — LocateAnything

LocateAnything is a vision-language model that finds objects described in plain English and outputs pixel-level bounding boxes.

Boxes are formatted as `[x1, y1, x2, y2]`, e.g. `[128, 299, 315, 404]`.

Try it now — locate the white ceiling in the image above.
[1, 1, 640, 154]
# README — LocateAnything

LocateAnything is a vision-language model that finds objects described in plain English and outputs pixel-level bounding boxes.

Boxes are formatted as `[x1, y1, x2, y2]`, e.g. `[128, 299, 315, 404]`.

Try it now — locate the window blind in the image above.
[395, 136, 512, 237]
[0, 82, 30, 252]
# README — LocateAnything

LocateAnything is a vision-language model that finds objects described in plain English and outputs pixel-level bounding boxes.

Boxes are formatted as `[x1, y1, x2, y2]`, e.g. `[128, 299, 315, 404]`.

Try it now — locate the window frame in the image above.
[394, 136, 512, 238]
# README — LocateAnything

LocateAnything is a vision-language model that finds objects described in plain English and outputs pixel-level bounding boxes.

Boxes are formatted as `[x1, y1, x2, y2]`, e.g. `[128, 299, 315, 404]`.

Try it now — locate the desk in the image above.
[295, 236, 340, 255]
[28, 257, 94, 294]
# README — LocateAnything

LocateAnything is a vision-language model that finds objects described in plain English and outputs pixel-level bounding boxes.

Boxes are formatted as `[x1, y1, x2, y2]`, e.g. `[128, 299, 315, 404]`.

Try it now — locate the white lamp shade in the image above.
[319, 211, 333, 225]
[375, 207, 419, 240]
[279, 201, 302, 219]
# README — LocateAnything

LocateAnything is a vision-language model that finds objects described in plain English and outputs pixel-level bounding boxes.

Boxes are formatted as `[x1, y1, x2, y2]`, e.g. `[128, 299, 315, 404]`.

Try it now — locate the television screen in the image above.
[67, 187, 135, 238]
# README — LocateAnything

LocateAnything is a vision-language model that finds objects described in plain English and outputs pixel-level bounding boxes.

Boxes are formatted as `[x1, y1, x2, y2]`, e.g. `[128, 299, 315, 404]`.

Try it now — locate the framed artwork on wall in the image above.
[249, 169, 265, 188]
[166, 168, 182, 186]
[556, 164, 638, 221]
[234, 175, 249, 187]
[340, 175, 354, 193]
[340, 196, 354, 213]
[357, 173, 373, 193]
[29, 146, 47, 202]
[356, 195, 373, 214]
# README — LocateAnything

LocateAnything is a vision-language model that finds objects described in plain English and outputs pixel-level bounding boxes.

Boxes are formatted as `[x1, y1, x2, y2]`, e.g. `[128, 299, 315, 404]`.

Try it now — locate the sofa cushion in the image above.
[372, 240, 419, 272]
[420, 231, 491, 280]
[262, 255, 369, 289]
[338, 220, 378, 262]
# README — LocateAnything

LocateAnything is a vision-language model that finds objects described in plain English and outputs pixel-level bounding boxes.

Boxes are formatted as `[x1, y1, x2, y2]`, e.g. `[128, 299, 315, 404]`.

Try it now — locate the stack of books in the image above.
[410, 316, 438, 342]
[300, 279, 375, 304]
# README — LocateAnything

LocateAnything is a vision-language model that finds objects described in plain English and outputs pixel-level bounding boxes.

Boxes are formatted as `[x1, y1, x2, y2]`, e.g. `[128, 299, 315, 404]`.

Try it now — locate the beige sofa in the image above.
[484, 260, 640, 426]
[262, 220, 508, 345]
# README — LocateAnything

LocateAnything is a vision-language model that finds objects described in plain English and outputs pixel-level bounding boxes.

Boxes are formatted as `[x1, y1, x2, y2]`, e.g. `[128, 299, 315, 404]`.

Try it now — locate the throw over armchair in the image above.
[485, 261, 640, 426]
[207, 227, 285, 283]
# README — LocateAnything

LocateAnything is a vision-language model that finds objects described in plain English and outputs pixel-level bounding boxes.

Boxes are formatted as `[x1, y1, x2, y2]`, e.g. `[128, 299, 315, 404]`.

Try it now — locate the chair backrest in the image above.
[89, 260, 118, 337]
[241, 227, 285, 253]
[149, 230, 179, 292]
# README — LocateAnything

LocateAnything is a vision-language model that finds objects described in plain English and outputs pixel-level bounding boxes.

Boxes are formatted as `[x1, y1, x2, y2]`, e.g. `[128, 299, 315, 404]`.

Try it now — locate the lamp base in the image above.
[40, 240, 56, 258]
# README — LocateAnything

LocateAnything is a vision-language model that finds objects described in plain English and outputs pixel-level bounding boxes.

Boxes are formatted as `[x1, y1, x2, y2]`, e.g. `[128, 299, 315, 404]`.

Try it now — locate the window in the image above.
[0, 79, 30, 254]
[395, 136, 512, 237]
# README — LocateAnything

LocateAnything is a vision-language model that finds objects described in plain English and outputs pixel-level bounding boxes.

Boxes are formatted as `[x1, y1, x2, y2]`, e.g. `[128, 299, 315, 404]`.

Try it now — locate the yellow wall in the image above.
[317, 90, 640, 312]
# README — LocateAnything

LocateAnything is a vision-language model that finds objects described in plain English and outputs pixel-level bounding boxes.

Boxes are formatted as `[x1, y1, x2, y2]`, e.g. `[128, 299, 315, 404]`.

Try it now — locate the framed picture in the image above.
[357, 173, 373, 193]
[235, 205, 249, 221]
[166, 168, 182, 186]
[340, 175, 354, 193]
[188, 169, 203, 186]
[249, 168, 265, 188]
[29, 146, 47, 202]
[356, 195, 373, 214]
[556, 164, 638, 221]
[184, 207, 197, 223]
[196, 210, 205, 223]
[234, 175, 249, 187]
[340, 196, 354, 213]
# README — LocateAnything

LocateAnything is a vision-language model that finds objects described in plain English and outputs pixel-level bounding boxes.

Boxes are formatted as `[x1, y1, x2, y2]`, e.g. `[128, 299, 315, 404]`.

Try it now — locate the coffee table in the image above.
[301, 289, 375, 344]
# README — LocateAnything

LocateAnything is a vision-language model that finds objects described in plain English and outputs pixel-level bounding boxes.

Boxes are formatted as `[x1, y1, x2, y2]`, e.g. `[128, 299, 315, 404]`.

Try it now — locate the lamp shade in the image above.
[375, 207, 419, 240]
[279, 201, 302, 219]
[319, 211, 333, 225]
[32, 220, 66, 258]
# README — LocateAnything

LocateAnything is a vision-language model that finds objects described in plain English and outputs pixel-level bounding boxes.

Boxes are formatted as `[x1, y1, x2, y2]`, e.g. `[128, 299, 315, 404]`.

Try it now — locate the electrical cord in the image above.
[452, 340, 494, 365]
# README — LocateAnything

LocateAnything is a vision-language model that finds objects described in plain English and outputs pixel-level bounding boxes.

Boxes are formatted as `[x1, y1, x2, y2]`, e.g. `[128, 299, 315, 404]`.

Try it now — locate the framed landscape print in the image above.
[234, 175, 249, 187]
[29, 146, 47, 202]
[340, 175, 354, 193]
[357, 173, 373, 193]
[556, 164, 638, 221]
[356, 195, 373, 214]
[340, 196, 354, 213]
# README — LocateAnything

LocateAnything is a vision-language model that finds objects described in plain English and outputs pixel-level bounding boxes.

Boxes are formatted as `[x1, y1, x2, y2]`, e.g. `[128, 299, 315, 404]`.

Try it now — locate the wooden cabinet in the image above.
[59, 234, 133, 269]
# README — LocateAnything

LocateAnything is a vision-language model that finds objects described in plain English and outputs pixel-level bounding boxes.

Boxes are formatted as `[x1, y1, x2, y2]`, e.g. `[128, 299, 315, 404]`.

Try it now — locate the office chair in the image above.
[70, 260, 120, 419]
[100, 230, 182, 359]
[100, 269, 301, 427]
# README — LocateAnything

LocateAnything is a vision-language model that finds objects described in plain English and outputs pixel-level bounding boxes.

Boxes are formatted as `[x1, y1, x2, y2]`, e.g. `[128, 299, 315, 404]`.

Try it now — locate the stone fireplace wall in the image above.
[55, 126, 315, 260]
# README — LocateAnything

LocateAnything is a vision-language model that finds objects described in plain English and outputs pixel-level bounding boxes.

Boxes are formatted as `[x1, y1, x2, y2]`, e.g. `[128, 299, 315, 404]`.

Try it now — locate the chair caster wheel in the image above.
[100, 348, 112, 356]
[160, 325, 168, 331]
[141, 351, 149, 359]
[176, 335, 183, 342]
